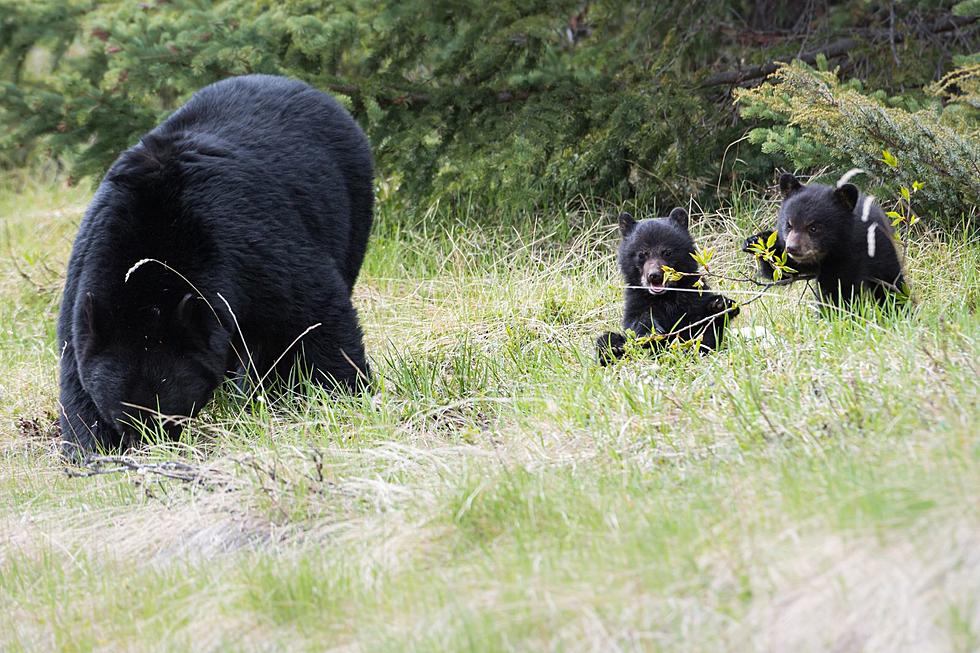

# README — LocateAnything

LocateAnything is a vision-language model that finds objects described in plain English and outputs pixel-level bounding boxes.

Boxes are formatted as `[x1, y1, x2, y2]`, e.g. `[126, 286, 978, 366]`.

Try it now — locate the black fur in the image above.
[58, 75, 374, 458]
[597, 208, 739, 365]
[743, 173, 907, 307]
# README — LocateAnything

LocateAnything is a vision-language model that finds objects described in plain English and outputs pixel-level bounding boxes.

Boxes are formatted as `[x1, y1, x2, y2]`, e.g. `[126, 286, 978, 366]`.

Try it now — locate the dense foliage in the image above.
[736, 60, 980, 223]
[0, 1, 977, 213]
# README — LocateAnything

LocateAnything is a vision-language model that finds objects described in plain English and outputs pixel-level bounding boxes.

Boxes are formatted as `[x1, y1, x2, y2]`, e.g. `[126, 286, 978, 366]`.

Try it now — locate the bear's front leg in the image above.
[58, 345, 122, 461]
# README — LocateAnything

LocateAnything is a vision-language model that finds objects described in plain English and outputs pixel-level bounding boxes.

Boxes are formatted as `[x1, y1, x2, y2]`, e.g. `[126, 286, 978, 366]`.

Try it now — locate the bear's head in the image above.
[776, 173, 858, 266]
[616, 207, 697, 295]
[74, 291, 231, 443]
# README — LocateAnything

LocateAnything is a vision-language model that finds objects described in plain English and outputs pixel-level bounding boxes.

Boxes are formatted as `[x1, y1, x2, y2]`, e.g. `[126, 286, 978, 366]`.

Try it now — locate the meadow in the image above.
[1, 170, 978, 651]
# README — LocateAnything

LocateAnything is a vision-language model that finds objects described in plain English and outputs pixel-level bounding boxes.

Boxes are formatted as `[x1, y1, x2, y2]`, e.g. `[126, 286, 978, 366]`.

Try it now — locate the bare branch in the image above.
[66, 454, 230, 487]
[701, 14, 978, 88]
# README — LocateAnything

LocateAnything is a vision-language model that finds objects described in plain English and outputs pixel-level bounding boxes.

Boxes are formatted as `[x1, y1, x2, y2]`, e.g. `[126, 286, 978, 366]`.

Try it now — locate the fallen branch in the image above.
[701, 14, 978, 87]
[66, 454, 230, 487]
[702, 37, 858, 88]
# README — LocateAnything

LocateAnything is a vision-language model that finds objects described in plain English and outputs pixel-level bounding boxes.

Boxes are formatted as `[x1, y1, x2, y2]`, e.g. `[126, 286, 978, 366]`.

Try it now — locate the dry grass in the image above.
[1, 171, 978, 651]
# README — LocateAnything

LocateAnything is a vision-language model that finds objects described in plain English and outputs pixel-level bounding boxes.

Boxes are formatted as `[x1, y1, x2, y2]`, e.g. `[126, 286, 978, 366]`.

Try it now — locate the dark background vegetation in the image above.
[0, 1, 977, 219]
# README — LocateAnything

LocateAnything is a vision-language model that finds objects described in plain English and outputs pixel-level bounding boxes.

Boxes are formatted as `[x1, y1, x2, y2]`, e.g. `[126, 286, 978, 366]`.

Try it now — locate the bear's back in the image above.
[850, 193, 905, 294]
[166, 75, 373, 285]
[94, 75, 373, 292]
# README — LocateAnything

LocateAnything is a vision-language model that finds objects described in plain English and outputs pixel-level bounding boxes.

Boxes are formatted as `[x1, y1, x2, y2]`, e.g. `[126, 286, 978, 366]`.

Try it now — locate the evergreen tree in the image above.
[0, 0, 976, 214]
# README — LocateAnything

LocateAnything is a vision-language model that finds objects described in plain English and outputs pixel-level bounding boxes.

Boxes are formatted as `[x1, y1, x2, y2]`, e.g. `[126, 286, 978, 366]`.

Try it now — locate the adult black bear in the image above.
[58, 75, 373, 458]
[743, 173, 907, 307]
[596, 208, 739, 365]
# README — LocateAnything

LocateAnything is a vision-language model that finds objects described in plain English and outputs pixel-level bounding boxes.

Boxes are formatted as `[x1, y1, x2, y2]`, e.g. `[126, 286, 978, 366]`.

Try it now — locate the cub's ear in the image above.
[779, 173, 803, 198]
[834, 183, 859, 211]
[618, 212, 636, 237]
[667, 207, 689, 231]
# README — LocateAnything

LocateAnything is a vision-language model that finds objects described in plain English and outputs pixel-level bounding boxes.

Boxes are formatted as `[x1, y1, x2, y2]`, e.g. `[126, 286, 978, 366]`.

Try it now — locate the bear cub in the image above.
[596, 208, 739, 365]
[58, 75, 374, 459]
[743, 173, 907, 307]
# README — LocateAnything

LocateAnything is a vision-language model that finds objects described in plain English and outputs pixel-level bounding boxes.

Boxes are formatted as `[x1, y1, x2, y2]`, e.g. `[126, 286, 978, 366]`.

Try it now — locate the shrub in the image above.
[735, 61, 979, 225]
[0, 0, 975, 215]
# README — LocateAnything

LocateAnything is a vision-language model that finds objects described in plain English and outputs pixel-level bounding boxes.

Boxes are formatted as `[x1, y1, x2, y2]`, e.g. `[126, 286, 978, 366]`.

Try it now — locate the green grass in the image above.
[1, 169, 978, 651]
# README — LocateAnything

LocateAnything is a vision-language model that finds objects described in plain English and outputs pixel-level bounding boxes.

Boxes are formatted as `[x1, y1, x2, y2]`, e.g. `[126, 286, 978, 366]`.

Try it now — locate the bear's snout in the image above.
[785, 232, 822, 264]
[785, 243, 803, 257]
[641, 259, 668, 294]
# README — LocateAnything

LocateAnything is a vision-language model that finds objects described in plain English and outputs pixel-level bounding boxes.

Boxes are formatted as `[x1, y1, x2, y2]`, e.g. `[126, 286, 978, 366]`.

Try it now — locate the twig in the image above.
[65, 454, 230, 487]
[653, 302, 742, 342]
[701, 36, 858, 87]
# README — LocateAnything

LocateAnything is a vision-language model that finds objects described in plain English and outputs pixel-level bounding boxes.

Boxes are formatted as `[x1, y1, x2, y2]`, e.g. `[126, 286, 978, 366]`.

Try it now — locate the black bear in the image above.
[743, 173, 907, 307]
[58, 75, 373, 458]
[596, 208, 739, 365]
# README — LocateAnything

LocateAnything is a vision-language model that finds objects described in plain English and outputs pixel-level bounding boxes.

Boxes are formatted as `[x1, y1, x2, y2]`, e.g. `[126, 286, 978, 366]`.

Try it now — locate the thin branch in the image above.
[66, 454, 230, 487]
[702, 37, 858, 87]
[701, 14, 978, 87]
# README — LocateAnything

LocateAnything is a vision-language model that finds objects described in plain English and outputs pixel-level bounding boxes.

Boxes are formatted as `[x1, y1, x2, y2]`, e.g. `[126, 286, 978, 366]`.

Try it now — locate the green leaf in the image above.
[886, 210, 903, 219]
[766, 231, 778, 248]
[661, 265, 684, 282]
[881, 150, 899, 167]
[690, 247, 714, 268]
[900, 186, 911, 201]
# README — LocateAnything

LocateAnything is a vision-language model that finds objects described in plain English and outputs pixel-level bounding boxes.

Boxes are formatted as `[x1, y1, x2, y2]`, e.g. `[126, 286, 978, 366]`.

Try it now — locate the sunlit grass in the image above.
[1, 172, 978, 651]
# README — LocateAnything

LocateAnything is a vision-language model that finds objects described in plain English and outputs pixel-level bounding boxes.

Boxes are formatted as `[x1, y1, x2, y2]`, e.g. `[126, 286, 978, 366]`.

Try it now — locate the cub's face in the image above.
[75, 293, 230, 442]
[777, 174, 858, 266]
[617, 208, 697, 295]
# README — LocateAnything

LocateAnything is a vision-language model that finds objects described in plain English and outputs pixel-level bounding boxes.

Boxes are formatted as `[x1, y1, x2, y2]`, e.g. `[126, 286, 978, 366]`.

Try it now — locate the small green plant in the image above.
[690, 248, 715, 290]
[880, 149, 925, 245]
[616, 329, 666, 360]
[659, 265, 685, 284]
[744, 231, 797, 282]
[735, 63, 980, 224]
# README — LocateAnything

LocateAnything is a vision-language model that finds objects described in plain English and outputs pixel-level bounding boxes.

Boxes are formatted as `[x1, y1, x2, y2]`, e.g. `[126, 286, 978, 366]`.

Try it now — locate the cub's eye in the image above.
[663, 249, 672, 257]
[808, 224, 819, 234]
[636, 251, 648, 260]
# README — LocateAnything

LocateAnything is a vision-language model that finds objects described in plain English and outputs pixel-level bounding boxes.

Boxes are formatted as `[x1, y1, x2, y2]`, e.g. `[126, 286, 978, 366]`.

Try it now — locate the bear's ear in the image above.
[834, 183, 859, 211]
[618, 212, 636, 237]
[779, 173, 803, 198]
[667, 207, 689, 231]
[106, 134, 177, 189]
[174, 293, 207, 334]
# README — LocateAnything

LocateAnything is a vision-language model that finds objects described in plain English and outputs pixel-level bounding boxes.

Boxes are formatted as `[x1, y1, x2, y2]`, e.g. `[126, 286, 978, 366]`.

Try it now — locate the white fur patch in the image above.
[837, 168, 866, 187]
[867, 223, 878, 258]
[860, 195, 874, 223]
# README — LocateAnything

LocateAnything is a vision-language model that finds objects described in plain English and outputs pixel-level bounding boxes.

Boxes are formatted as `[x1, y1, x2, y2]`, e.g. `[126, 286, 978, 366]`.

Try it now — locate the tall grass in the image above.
[1, 171, 978, 651]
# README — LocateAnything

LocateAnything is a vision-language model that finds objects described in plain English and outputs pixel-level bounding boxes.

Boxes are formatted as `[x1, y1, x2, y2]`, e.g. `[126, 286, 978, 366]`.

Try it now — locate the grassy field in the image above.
[1, 170, 978, 652]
